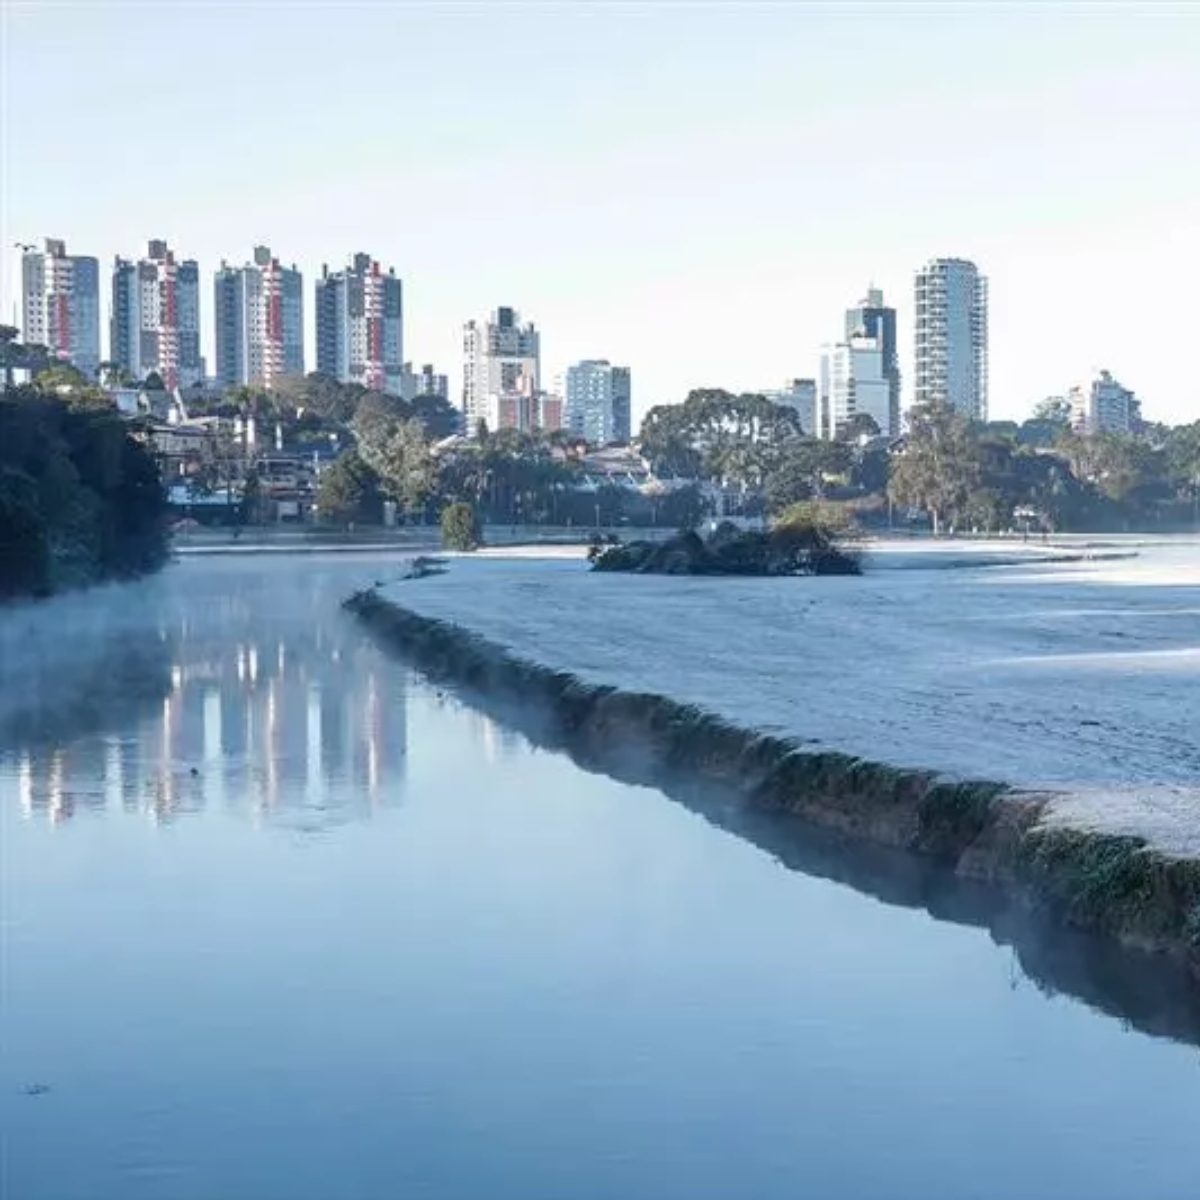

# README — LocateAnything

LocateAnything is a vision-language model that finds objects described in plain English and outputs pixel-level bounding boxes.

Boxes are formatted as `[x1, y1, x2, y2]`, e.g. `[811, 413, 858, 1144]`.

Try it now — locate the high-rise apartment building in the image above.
[401, 362, 449, 402]
[563, 360, 632, 445]
[21, 238, 101, 379]
[845, 287, 899, 436]
[213, 246, 303, 389]
[480, 377, 562, 434]
[817, 335, 890, 439]
[913, 257, 988, 419]
[1069, 370, 1140, 435]
[462, 307, 540, 430]
[111, 240, 203, 389]
[315, 253, 403, 394]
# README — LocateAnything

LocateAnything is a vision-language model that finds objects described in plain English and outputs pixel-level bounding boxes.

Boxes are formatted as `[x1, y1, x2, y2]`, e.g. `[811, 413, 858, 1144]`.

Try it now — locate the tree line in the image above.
[189, 376, 1200, 535]
[890, 400, 1200, 533]
[0, 377, 169, 599]
[5, 319, 1198, 561]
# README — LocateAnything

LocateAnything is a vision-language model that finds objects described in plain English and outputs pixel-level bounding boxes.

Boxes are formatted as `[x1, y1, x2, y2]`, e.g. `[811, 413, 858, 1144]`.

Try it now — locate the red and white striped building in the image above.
[21, 238, 101, 379]
[111, 240, 203, 390]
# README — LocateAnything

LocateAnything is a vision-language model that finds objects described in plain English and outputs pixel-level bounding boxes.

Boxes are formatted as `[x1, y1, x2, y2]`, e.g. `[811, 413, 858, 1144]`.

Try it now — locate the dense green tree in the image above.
[315, 449, 383, 526]
[0, 326, 18, 390]
[838, 413, 881, 441]
[1015, 397, 1073, 448]
[441, 501, 482, 551]
[0, 386, 168, 596]
[888, 403, 983, 533]
[638, 389, 801, 481]
[0, 468, 51, 597]
[762, 439, 852, 513]
[32, 362, 101, 399]
[656, 484, 708, 530]
[359, 416, 437, 518]
[1164, 422, 1200, 498]
[410, 392, 460, 440]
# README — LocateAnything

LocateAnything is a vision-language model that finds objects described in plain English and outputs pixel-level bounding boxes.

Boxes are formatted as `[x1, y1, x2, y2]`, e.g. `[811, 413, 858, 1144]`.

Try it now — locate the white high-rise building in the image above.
[564, 360, 632, 445]
[315, 253, 403, 394]
[462, 306, 540, 431]
[213, 246, 304, 390]
[21, 238, 101, 379]
[111, 239, 203, 390]
[913, 257, 988, 419]
[1069, 370, 1140, 435]
[817, 335, 890, 439]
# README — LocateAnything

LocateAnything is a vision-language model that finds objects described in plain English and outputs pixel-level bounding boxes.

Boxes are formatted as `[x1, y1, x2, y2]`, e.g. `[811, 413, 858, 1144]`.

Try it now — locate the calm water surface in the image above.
[2, 556, 1198, 1200]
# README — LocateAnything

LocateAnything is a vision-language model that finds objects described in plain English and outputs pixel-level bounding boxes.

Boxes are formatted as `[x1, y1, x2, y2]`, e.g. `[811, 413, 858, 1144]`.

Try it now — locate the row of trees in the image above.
[1, 381, 169, 599]
[316, 426, 708, 530]
[312, 379, 1200, 536]
[7, 324, 1196, 551]
[891, 403, 1200, 533]
[638, 389, 884, 515]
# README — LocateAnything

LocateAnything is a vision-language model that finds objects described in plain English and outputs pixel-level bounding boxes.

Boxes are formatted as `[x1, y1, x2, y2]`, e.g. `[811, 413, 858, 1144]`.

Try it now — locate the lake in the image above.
[2, 555, 1198, 1200]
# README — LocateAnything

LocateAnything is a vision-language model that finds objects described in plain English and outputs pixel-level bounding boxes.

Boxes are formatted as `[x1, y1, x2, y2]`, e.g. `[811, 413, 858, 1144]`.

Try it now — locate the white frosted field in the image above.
[380, 539, 1200, 856]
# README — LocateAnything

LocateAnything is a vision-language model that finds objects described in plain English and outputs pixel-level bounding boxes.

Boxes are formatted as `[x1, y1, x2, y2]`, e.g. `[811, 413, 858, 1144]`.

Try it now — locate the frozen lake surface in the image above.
[379, 539, 1200, 856]
[2, 554, 1199, 1200]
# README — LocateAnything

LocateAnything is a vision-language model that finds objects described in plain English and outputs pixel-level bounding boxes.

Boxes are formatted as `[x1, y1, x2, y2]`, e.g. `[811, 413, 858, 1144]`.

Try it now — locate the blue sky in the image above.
[2, 1, 1198, 425]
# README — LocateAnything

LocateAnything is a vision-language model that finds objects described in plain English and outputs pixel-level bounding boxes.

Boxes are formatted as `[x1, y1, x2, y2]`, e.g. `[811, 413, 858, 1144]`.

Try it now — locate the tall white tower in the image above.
[913, 258, 988, 419]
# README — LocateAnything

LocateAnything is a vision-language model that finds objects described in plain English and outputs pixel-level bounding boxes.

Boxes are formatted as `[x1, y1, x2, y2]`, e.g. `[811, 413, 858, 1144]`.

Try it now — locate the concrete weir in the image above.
[345, 587, 1200, 988]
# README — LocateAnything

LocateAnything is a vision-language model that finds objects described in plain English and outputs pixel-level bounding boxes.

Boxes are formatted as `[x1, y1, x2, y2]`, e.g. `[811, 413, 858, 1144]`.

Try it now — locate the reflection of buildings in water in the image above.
[18, 753, 33, 818]
[465, 710, 525, 766]
[144, 607, 409, 823]
[13, 741, 112, 825]
[9, 567, 410, 827]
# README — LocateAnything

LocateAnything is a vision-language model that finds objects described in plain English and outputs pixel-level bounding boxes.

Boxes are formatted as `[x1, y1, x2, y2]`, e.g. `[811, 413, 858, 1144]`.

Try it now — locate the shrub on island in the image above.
[589, 508, 861, 577]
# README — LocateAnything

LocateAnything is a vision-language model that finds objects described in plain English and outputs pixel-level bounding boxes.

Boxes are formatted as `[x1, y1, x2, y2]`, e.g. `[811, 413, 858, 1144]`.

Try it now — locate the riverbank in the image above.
[345, 548, 1200, 975]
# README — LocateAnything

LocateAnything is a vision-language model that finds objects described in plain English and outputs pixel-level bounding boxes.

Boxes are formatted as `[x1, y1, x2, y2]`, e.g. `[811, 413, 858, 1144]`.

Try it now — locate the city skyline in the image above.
[3, 234, 1174, 438]
[2, 5, 1197, 425]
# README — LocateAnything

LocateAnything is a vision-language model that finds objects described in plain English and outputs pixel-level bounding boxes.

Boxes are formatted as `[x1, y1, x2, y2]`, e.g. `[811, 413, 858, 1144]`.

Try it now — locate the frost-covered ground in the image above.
[379, 538, 1200, 856]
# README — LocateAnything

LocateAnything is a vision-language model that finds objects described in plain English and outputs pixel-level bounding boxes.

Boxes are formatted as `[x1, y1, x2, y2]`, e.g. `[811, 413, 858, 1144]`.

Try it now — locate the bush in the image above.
[774, 500, 860, 540]
[441, 501, 482, 551]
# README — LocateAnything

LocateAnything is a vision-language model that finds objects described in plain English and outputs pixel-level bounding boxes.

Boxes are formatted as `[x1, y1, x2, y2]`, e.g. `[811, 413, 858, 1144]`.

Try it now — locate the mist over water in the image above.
[2, 555, 1199, 1200]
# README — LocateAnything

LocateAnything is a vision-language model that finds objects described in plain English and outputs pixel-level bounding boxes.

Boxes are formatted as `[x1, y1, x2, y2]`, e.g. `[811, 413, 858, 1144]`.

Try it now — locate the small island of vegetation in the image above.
[589, 506, 862, 577]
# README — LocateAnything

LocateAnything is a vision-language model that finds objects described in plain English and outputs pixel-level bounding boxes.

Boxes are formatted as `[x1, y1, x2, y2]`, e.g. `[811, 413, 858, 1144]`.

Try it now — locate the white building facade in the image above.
[564, 360, 632, 445]
[213, 246, 304, 390]
[762, 378, 817, 437]
[913, 257, 988, 419]
[111, 239, 203, 390]
[817, 336, 890, 439]
[462, 307, 540, 431]
[1069, 370, 1140, 434]
[21, 238, 101, 379]
[315, 253, 403, 394]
